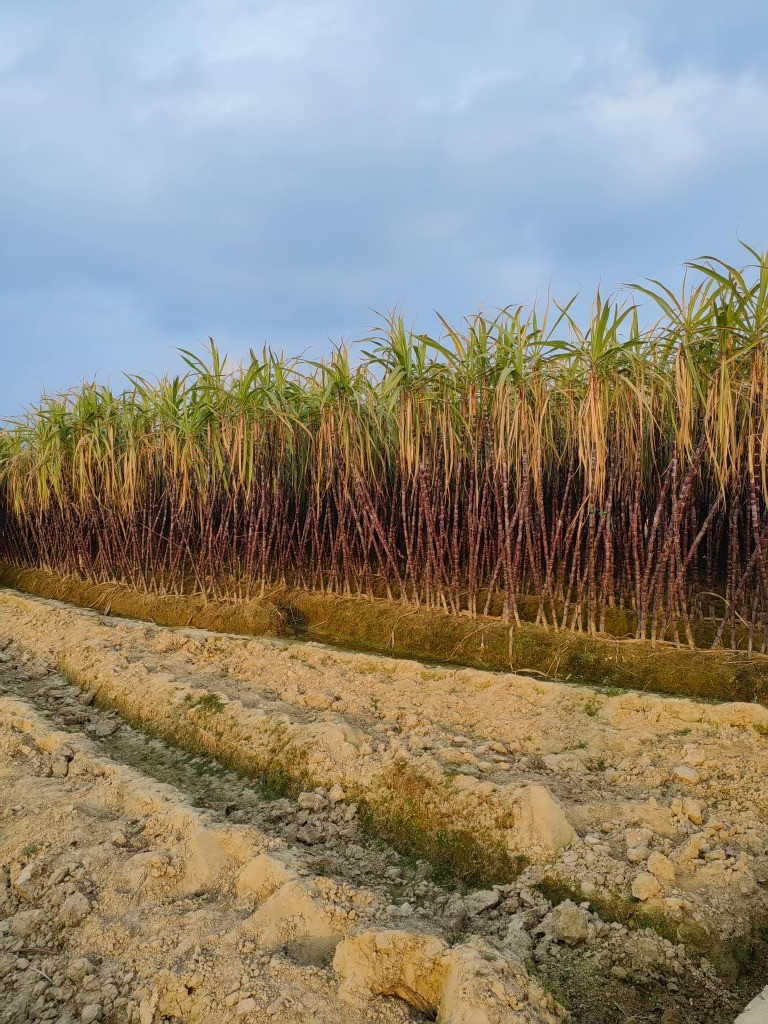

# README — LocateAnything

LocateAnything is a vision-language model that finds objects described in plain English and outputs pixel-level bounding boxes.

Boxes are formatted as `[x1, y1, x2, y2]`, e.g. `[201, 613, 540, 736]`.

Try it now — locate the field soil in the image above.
[1, 587, 767, 1023]
[3, 565, 768, 705]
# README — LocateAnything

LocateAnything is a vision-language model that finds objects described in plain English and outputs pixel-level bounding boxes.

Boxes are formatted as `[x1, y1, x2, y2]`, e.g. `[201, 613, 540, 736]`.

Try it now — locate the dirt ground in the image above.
[1, 588, 767, 1023]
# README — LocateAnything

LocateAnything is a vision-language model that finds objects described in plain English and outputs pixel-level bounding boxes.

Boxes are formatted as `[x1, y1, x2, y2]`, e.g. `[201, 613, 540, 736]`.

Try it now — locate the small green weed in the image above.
[357, 764, 526, 888]
[192, 692, 225, 713]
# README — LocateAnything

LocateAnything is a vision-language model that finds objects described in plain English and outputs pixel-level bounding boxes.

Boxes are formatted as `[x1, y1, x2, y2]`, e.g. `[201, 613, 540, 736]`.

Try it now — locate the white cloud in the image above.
[583, 68, 768, 190]
[1, 0, 768, 414]
[200, 0, 360, 66]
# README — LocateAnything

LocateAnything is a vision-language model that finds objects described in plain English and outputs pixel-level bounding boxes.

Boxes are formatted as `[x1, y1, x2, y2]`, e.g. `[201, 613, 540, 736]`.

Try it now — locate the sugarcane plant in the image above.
[1, 247, 768, 651]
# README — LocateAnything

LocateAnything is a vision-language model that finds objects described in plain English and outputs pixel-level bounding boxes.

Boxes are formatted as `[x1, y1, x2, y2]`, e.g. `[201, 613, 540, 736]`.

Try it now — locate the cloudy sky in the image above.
[2, 0, 767, 415]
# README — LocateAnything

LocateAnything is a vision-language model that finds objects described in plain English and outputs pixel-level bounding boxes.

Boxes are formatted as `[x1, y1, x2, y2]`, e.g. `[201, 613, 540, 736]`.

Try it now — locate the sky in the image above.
[2, 0, 768, 416]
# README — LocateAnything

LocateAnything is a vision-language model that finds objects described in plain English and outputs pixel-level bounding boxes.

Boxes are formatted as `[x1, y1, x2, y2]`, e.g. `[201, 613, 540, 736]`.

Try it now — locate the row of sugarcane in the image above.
[2, 246, 768, 650]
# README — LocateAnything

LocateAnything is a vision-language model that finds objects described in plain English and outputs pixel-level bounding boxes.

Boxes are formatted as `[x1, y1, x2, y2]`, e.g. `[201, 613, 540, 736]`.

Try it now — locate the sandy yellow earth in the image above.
[0, 695, 562, 1024]
[1, 587, 767, 1023]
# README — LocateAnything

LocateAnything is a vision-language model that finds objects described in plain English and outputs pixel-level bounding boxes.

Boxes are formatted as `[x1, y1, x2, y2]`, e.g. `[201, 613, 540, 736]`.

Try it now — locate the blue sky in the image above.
[2, 0, 768, 415]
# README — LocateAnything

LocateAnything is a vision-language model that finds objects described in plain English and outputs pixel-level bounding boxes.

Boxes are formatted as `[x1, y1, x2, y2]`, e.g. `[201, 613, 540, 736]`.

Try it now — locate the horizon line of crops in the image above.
[2, 245, 768, 652]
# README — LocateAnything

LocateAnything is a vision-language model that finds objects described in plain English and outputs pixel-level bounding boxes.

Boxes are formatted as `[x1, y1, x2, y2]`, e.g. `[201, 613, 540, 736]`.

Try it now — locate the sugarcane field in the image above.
[4, 3, 768, 1021]
[1, 253, 768, 1024]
